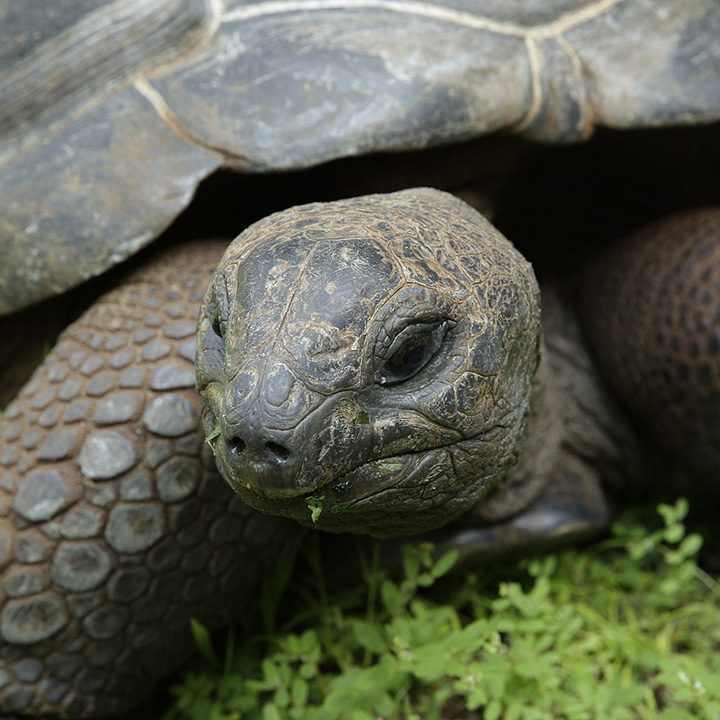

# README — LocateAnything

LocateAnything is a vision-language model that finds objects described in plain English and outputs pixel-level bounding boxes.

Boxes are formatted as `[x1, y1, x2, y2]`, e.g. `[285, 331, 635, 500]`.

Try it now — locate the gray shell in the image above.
[2, 0, 720, 313]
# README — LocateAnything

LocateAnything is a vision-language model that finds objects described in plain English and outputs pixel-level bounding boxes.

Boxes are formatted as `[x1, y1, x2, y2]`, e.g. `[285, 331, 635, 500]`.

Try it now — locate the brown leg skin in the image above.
[580, 208, 720, 480]
[0, 241, 297, 718]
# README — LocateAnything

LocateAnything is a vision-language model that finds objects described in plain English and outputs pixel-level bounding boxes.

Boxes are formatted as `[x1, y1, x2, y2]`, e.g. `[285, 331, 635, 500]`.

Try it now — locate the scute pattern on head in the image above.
[197, 189, 542, 537]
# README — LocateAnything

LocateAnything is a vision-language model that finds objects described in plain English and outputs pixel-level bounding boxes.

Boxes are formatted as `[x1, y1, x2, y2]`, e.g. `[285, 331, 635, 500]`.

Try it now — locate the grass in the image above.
[163, 499, 720, 720]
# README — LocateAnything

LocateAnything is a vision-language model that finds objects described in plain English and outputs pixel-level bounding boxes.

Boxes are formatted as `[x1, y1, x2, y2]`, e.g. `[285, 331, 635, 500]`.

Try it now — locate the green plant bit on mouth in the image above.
[378, 461, 405, 477]
[205, 426, 221, 453]
[306, 495, 325, 523]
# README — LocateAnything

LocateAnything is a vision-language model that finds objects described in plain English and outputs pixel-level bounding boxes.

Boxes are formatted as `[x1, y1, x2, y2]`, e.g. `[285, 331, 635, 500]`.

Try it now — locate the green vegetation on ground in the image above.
[165, 499, 720, 720]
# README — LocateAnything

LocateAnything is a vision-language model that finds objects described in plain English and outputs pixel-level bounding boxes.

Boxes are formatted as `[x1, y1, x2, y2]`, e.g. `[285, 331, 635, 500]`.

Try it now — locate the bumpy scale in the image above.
[582, 208, 720, 478]
[1, 189, 719, 718]
[0, 241, 295, 717]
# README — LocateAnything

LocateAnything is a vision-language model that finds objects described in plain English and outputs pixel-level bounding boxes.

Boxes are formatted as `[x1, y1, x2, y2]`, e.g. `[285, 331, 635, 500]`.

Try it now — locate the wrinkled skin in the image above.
[197, 189, 543, 537]
[198, 187, 720, 547]
[1, 184, 717, 718]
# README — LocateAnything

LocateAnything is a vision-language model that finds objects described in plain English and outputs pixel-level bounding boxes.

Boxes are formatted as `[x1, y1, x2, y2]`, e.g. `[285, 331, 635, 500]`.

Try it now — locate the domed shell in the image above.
[1, 0, 719, 313]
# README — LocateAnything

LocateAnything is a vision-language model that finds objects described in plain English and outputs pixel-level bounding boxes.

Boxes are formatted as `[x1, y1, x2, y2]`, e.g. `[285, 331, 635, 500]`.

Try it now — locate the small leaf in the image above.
[352, 619, 388, 654]
[664, 550, 685, 566]
[291, 677, 309, 707]
[274, 685, 290, 709]
[413, 647, 453, 683]
[263, 658, 281, 685]
[205, 426, 221, 453]
[381, 580, 403, 615]
[190, 618, 222, 669]
[263, 703, 283, 720]
[432, 549, 459, 579]
[306, 496, 325, 523]
[402, 545, 421, 580]
[663, 523, 685, 544]
[679, 533, 703, 558]
[485, 698, 503, 720]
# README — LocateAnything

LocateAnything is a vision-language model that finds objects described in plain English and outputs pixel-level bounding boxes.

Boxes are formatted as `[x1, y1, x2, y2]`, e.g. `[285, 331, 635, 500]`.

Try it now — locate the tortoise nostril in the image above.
[228, 437, 246, 457]
[226, 436, 290, 463]
[265, 441, 290, 461]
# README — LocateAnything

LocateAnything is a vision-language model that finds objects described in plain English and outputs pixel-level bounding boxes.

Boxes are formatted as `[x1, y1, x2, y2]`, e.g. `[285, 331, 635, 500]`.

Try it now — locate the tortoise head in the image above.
[196, 188, 541, 537]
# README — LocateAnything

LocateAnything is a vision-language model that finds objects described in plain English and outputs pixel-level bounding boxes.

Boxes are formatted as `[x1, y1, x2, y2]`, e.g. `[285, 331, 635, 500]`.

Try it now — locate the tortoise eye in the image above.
[211, 306, 223, 338]
[380, 322, 448, 385]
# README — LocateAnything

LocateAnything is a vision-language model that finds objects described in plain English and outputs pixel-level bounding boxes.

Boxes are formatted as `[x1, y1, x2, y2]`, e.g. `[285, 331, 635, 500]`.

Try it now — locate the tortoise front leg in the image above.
[0, 241, 296, 718]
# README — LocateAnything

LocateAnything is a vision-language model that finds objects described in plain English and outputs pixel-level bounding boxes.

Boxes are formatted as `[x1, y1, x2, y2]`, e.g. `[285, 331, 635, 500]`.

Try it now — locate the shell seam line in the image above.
[513, 29, 592, 134]
[133, 77, 253, 165]
[220, 0, 623, 137]
[221, 0, 626, 39]
[514, 35, 544, 134]
[1, 0, 222, 164]
[556, 32, 594, 133]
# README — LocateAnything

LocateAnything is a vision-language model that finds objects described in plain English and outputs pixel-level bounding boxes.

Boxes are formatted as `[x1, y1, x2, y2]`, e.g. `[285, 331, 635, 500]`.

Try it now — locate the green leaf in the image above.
[190, 619, 222, 669]
[658, 498, 688, 526]
[381, 579, 405, 615]
[402, 545, 421, 580]
[485, 698, 503, 720]
[352, 619, 388, 654]
[663, 523, 685, 544]
[413, 645, 459, 683]
[291, 677, 309, 708]
[432, 548, 459, 579]
[262, 703, 283, 720]
[205, 426, 221, 452]
[679, 533, 703, 558]
[262, 658, 281, 685]
[273, 685, 290, 709]
[306, 496, 325, 523]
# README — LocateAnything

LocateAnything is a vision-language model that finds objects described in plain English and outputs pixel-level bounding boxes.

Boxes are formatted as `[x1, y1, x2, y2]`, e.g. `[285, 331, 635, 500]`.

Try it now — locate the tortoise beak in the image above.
[211, 359, 328, 498]
[218, 424, 302, 498]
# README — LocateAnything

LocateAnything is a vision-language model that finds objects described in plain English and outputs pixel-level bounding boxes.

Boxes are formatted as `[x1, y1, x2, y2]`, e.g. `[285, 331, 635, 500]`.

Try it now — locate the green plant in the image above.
[165, 499, 720, 720]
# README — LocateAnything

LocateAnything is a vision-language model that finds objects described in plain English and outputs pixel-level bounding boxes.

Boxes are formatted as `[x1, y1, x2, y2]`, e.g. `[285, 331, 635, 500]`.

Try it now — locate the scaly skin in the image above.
[197, 189, 545, 538]
[196, 189, 649, 543]
[0, 240, 295, 718]
[581, 208, 720, 479]
[0, 194, 717, 719]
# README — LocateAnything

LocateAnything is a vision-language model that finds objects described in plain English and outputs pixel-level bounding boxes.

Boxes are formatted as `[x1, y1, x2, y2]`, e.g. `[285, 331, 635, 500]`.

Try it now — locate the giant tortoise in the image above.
[1, 0, 720, 717]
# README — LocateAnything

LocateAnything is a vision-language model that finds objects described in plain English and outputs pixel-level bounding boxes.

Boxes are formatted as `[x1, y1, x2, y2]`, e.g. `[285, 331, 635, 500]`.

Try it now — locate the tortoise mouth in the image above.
[204, 386, 465, 507]
[225, 446, 421, 504]
[223, 444, 451, 532]
[227, 442, 482, 538]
